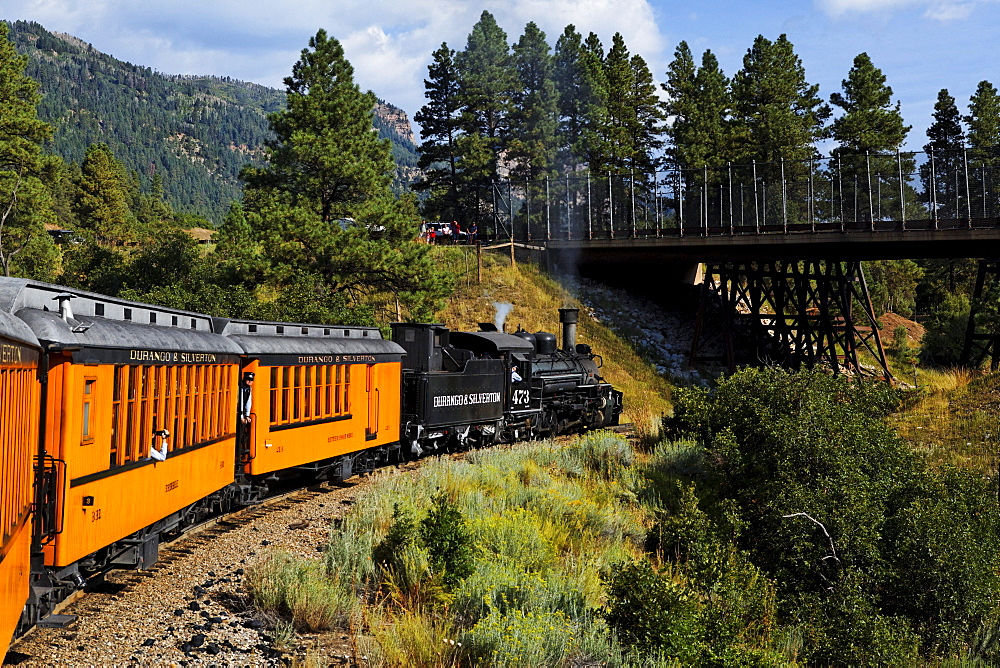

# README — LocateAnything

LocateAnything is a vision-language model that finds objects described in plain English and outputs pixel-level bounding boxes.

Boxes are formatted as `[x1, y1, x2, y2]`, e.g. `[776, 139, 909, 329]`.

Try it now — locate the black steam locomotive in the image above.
[392, 307, 623, 455]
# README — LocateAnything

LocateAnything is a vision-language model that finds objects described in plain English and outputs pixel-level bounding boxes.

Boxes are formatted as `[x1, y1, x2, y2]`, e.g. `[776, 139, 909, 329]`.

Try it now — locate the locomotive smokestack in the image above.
[54, 294, 76, 323]
[558, 307, 578, 351]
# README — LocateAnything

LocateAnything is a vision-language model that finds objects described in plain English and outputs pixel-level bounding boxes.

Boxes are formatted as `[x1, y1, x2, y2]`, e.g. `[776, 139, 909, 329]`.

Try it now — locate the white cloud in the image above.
[6, 0, 668, 124]
[816, 0, 992, 20]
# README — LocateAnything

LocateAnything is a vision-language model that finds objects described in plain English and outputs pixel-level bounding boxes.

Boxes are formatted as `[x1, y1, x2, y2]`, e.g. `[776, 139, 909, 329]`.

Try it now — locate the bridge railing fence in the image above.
[487, 149, 1000, 242]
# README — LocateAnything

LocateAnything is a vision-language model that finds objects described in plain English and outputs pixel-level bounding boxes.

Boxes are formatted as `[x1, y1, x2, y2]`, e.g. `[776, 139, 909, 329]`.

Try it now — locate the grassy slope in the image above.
[432, 247, 672, 436]
[891, 369, 1000, 471]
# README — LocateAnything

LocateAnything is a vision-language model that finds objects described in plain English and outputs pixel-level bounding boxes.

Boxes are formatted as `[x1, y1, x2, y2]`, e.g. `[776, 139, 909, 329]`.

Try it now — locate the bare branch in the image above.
[783, 511, 842, 572]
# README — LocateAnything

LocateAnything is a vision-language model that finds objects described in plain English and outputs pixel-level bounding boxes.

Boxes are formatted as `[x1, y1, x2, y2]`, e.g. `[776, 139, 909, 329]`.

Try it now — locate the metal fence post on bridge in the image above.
[545, 176, 551, 240]
[866, 152, 875, 231]
[525, 179, 531, 241]
[781, 158, 788, 234]
[631, 169, 637, 238]
[965, 149, 973, 228]
[898, 152, 906, 231]
[677, 171, 684, 238]
[587, 173, 593, 239]
[808, 158, 815, 233]
[654, 170, 661, 237]
[703, 165, 709, 237]
[566, 173, 572, 241]
[837, 156, 845, 232]
[608, 172, 614, 240]
[728, 162, 734, 235]
[930, 150, 939, 230]
[753, 160, 760, 234]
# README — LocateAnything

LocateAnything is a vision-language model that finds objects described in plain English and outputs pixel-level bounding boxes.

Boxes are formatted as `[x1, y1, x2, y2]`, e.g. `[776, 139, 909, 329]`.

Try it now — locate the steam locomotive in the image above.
[393, 307, 622, 454]
[0, 278, 622, 654]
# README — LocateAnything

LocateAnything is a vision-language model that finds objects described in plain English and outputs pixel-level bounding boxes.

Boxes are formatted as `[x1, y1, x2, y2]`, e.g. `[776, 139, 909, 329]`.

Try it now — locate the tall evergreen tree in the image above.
[508, 22, 559, 183]
[829, 53, 909, 156]
[828, 53, 914, 223]
[240, 29, 450, 323]
[602, 33, 637, 177]
[454, 11, 515, 228]
[576, 33, 611, 172]
[920, 89, 966, 219]
[966, 80, 1000, 216]
[967, 80, 1000, 151]
[73, 142, 139, 244]
[663, 43, 731, 175]
[731, 34, 829, 179]
[0, 21, 58, 278]
[456, 12, 514, 173]
[552, 26, 588, 170]
[627, 53, 665, 176]
[242, 29, 394, 223]
[413, 43, 463, 221]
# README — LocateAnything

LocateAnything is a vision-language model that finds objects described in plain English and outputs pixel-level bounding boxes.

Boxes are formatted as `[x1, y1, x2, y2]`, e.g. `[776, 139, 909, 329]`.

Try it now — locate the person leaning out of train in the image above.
[239, 372, 255, 424]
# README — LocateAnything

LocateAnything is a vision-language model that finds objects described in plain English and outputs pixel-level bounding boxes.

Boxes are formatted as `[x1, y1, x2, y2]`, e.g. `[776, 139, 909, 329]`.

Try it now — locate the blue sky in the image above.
[5, 0, 999, 150]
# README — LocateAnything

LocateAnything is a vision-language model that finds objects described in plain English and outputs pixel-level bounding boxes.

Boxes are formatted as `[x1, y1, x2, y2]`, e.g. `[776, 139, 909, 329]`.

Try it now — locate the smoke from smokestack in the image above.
[493, 301, 513, 332]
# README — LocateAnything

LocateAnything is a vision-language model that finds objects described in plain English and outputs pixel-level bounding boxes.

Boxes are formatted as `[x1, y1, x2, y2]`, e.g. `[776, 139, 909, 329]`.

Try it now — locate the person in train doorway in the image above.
[239, 372, 255, 424]
[511, 365, 522, 383]
[237, 371, 255, 457]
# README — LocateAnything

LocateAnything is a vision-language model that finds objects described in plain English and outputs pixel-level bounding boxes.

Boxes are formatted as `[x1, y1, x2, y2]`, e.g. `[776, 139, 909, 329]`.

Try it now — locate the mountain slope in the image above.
[7, 20, 419, 223]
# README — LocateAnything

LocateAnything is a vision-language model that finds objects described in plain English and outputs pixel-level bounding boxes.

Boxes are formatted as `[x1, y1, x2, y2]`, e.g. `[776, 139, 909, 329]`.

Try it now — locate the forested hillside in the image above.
[6, 20, 418, 223]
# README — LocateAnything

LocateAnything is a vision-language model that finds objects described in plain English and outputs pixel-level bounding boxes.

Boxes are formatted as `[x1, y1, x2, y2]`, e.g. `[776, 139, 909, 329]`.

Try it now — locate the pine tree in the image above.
[830, 53, 909, 155]
[508, 22, 558, 183]
[967, 81, 1000, 151]
[413, 43, 463, 221]
[242, 29, 394, 223]
[628, 53, 665, 176]
[731, 35, 829, 179]
[828, 52, 913, 224]
[73, 142, 139, 244]
[664, 43, 731, 175]
[555, 29, 609, 173]
[456, 12, 514, 170]
[601, 33, 636, 177]
[552, 25, 587, 170]
[0, 21, 58, 278]
[240, 29, 451, 323]
[454, 11, 515, 230]
[921, 89, 966, 219]
[966, 80, 1000, 216]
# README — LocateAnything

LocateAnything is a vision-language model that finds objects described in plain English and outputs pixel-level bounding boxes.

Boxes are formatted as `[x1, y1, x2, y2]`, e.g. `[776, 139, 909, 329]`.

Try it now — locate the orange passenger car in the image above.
[6, 280, 244, 577]
[218, 319, 404, 482]
[0, 308, 40, 657]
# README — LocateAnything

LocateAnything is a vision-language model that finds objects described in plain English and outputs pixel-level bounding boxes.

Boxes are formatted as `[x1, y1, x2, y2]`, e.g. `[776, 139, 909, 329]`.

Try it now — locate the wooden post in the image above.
[510, 241, 516, 267]
[477, 242, 482, 284]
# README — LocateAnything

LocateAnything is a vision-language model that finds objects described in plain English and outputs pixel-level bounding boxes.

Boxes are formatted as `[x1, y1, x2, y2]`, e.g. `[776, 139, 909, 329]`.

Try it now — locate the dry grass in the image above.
[434, 248, 672, 440]
[892, 368, 1000, 472]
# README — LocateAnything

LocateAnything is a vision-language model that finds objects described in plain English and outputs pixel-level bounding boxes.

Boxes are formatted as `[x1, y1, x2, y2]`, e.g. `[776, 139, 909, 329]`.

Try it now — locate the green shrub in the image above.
[460, 608, 578, 666]
[602, 560, 705, 662]
[420, 491, 475, 588]
[372, 502, 418, 570]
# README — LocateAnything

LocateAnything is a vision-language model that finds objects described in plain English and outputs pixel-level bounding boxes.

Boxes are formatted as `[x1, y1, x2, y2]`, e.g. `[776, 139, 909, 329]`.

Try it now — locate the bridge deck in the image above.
[542, 218, 1000, 262]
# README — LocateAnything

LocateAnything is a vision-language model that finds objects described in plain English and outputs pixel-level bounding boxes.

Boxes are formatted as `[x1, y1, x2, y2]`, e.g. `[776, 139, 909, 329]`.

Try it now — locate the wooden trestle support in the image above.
[690, 260, 892, 380]
[961, 258, 1000, 371]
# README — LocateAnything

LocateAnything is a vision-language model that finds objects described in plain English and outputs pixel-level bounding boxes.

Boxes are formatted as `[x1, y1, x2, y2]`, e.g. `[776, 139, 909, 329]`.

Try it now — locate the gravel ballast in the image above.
[4, 469, 404, 667]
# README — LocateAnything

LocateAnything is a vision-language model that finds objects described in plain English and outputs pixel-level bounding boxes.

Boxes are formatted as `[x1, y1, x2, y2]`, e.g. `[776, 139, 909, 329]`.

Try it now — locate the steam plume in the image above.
[493, 301, 513, 332]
